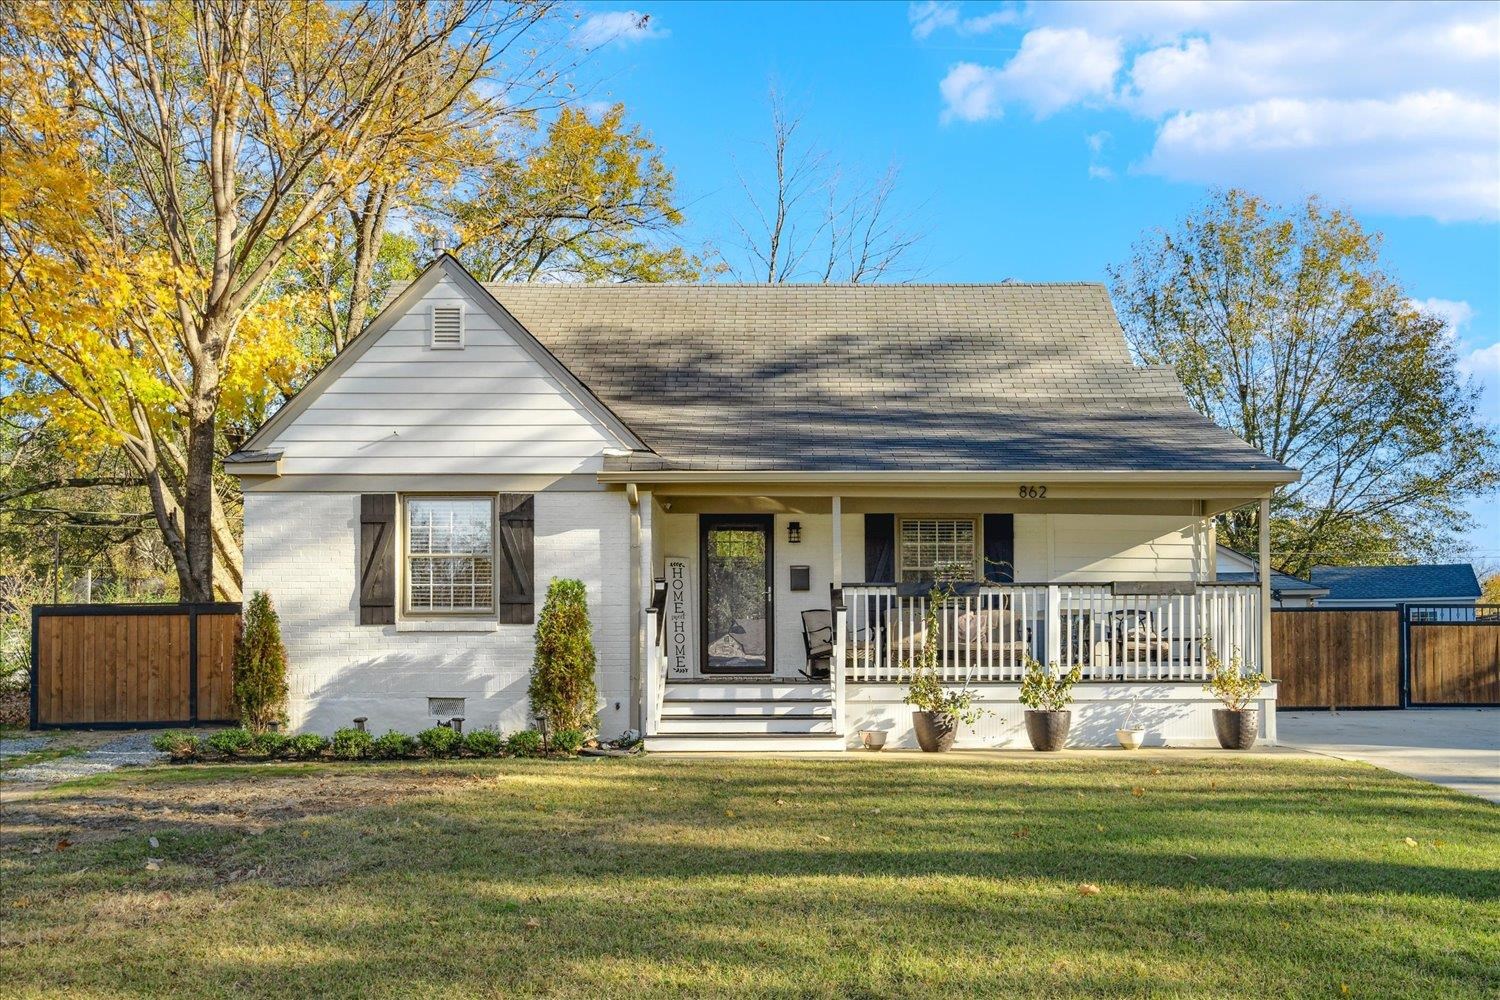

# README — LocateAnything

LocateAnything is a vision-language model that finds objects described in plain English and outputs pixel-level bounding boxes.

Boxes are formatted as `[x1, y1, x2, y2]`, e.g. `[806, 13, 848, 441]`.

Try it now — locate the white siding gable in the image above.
[265, 278, 627, 476]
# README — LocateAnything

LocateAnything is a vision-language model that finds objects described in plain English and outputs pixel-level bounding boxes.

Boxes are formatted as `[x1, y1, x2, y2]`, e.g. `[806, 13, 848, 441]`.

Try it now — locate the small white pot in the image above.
[860, 730, 888, 751]
[1116, 728, 1146, 750]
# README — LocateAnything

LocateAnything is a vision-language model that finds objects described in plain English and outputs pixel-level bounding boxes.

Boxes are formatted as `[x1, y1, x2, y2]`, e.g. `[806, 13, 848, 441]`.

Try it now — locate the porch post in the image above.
[638, 489, 655, 734]
[1258, 495, 1272, 677]
[830, 495, 843, 592]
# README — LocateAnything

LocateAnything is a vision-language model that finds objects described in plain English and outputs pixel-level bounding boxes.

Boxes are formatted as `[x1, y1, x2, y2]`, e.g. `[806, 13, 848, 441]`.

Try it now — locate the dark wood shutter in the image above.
[496, 493, 535, 624]
[983, 513, 1015, 584]
[359, 494, 396, 624]
[864, 514, 895, 583]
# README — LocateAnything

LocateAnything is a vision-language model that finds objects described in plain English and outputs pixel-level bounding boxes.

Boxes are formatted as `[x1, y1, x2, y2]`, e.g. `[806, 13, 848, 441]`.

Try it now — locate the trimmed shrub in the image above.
[505, 729, 543, 757]
[529, 579, 598, 735]
[250, 730, 289, 757]
[462, 729, 503, 757]
[234, 592, 289, 733]
[284, 733, 329, 760]
[152, 730, 201, 759]
[371, 730, 417, 760]
[206, 727, 254, 756]
[330, 727, 374, 760]
[552, 728, 586, 756]
[417, 726, 462, 758]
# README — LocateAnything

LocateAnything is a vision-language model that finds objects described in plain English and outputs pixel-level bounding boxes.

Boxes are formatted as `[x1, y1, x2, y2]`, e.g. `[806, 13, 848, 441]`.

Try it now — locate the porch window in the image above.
[899, 518, 976, 583]
[405, 497, 494, 613]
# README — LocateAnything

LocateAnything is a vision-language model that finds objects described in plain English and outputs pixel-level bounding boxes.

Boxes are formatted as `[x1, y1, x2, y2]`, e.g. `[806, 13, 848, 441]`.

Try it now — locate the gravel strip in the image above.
[2, 731, 165, 784]
[0, 737, 51, 758]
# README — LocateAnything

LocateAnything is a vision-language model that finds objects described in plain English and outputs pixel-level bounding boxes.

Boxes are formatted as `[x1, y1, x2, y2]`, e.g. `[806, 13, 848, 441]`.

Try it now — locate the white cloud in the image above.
[930, 1, 1500, 220]
[1086, 130, 1113, 179]
[910, 2, 1018, 39]
[909, 1, 960, 40]
[575, 10, 667, 49]
[1462, 342, 1500, 376]
[1412, 298, 1477, 336]
[939, 28, 1120, 122]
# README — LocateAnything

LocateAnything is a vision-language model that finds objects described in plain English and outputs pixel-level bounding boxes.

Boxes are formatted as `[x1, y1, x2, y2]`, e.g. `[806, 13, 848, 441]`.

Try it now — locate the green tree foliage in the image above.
[529, 578, 599, 734]
[233, 592, 289, 733]
[1112, 190, 1498, 575]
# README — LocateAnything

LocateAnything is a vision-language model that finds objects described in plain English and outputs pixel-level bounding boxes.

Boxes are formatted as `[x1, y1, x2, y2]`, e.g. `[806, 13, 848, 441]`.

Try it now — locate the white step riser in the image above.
[648, 735, 847, 752]
[661, 703, 834, 718]
[665, 684, 832, 701]
[655, 717, 837, 735]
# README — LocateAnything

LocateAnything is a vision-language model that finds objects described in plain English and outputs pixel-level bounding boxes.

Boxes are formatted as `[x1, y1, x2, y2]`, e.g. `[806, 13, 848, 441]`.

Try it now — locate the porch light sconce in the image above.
[787, 521, 802, 544]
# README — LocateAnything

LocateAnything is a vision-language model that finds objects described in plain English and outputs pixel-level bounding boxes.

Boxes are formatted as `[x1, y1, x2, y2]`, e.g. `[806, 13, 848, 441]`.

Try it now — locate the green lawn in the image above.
[2, 753, 1496, 998]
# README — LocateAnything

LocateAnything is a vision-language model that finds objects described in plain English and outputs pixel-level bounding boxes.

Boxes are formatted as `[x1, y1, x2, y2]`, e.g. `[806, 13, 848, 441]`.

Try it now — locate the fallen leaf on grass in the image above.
[523, 917, 541, 931]
[145, 858, 162, 871]
[1403, 837, 1418, 847]
[816, 834, 831, 843]
[1012, 827, 1030, 840]
[1078, 883, 1101, 896]
[11, 898, 30, 909]
[1150, 768, 1163, 776]
[300, 830, 310, 838]
[54, 839, 71, 851]
[724, 809, 736, 818]
[1131, 787, 1145, 797]
[775, 798, 787, 806]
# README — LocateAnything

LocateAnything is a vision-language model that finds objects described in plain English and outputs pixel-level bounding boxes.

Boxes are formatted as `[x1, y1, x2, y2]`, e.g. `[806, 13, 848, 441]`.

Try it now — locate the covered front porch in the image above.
[622, 472, 1282, 751]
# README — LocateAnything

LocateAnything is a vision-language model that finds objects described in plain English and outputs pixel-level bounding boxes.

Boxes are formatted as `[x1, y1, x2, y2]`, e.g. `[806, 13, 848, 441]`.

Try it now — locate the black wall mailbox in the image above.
[789, 565, 811, 592]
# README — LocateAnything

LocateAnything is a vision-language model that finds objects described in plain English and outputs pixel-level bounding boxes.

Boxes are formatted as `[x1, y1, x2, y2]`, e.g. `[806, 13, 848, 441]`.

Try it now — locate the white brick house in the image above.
[228, 255, 1297, 750]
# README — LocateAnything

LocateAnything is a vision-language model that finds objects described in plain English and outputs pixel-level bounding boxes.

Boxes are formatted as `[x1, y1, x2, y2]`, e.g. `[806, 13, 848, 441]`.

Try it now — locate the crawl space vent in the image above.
[428, 697, 465, 717]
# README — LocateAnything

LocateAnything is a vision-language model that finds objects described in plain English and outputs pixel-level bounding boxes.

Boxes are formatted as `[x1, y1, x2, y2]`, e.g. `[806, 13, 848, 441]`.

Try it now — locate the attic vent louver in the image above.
[431, 304, 464, 349]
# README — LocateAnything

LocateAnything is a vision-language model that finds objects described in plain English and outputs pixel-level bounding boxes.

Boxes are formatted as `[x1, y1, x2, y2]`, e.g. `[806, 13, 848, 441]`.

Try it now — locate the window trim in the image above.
[896, 516, 981, 583]
[400, 494, 496, 618]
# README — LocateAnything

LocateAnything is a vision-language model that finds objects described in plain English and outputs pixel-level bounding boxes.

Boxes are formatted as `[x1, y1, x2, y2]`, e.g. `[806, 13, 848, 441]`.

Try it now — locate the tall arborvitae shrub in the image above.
[529, 578, 598, 734]
[234, 591, 288, 733]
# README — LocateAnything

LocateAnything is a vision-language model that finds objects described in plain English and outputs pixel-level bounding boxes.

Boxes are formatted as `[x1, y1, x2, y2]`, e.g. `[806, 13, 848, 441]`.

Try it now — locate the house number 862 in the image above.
[1018, 485, 1047, 498]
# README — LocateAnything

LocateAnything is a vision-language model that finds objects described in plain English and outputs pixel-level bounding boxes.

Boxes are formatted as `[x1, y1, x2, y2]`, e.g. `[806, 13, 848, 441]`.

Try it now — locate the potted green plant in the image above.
[1202, 647, 1267, 749]
[1018, 655, 1081, 751]
[1116, 696, 1145, 750]
[902, 587, 986, 751]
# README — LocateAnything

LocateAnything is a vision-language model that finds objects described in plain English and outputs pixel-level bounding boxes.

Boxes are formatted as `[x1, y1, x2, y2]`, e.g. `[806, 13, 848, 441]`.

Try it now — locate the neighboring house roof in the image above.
[484, 282, 1295, 475]
[1216, 572, 1329, 596]
[1309, 564, 1483, 603]
[1215, 544, 1328, 597]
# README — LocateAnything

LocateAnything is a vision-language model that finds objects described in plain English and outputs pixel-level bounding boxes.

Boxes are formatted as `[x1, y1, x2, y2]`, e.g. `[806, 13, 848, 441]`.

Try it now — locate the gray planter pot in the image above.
[1024, 710, 1071, 751]
[912, 711, 957, 752]
[1212, 708, 1258, 749]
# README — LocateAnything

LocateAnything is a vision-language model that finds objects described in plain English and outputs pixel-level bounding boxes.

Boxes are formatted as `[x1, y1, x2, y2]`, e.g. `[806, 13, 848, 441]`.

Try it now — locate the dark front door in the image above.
[700, 514, 774, 675]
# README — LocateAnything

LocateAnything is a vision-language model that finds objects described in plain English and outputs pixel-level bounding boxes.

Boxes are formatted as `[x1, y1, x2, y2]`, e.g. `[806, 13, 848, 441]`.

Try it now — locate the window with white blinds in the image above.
[406, 497, 494, 613]
[430, 304, 464, 349]
[898, 518, 977, 583]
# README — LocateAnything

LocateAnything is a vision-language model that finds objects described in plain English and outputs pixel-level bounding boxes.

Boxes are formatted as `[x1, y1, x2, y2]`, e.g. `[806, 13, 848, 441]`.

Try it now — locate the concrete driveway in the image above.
[1279, 708, 1500, 803]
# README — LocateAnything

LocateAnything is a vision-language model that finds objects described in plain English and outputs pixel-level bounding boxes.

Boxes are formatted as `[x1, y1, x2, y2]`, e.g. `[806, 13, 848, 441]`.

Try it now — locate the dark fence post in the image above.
[1398, 602, 1410, 709]
[188, 605, 200, 726]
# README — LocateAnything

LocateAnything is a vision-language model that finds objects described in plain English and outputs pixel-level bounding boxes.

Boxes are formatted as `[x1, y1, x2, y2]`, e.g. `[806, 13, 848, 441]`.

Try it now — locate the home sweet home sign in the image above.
[664, 556, 696, 678]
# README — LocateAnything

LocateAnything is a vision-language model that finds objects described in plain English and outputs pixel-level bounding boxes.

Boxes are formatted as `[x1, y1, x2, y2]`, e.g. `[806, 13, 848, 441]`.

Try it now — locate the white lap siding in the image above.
[242, 490, 632, 737]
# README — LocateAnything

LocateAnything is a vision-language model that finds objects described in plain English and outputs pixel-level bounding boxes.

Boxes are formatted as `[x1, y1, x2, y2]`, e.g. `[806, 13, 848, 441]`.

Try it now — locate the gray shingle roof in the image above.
[1217, 572, 1327, 595]
[1310, 564, 1482, 602]
[484, 282, 1291, 474]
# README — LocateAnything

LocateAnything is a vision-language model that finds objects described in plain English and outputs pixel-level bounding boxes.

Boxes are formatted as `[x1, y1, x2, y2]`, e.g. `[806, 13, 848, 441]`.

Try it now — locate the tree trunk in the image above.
[180, 407, 218, 602]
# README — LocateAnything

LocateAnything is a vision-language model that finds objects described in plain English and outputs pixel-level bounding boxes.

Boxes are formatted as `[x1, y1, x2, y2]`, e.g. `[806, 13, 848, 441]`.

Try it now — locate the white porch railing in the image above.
[841, 582, 1261, 684]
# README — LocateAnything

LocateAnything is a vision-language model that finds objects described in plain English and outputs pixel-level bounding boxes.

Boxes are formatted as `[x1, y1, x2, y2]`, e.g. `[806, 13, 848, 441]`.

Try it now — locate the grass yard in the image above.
[1, 753, 1496, 999]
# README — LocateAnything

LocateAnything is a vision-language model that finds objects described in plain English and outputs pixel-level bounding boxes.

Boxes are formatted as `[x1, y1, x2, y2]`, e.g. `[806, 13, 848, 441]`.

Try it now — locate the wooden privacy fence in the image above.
[1273, 605, 1500, 709]
[30, 604, 241, 729]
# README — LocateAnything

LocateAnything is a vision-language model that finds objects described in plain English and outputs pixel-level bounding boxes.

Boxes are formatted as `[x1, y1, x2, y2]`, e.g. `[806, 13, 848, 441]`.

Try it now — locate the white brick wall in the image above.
[242, 490, 633, 737]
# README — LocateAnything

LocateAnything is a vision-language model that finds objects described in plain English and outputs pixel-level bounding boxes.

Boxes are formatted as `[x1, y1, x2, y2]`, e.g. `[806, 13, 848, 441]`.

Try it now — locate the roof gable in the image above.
[236, 256, 644, 467]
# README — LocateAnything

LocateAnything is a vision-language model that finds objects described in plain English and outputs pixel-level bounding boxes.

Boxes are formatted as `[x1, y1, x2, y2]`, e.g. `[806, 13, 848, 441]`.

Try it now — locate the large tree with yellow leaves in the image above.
[0, 0, 557, 599]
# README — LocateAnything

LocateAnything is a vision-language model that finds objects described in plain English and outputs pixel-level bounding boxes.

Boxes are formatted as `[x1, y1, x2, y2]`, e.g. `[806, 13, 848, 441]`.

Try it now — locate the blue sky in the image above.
[569, 1, 1499, 561]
